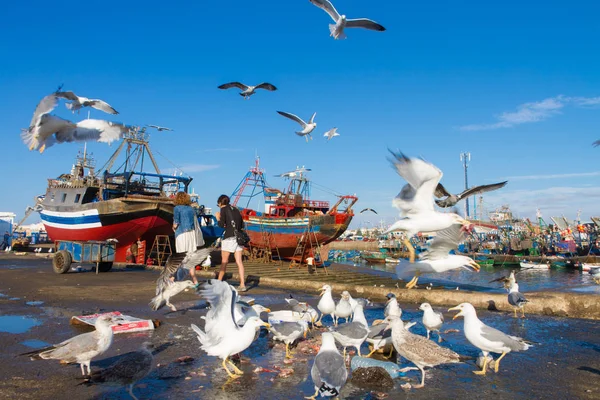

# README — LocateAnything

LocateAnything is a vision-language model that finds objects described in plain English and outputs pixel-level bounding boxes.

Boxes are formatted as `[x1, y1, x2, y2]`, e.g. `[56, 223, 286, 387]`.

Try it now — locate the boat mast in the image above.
[231, 156, 268, 208]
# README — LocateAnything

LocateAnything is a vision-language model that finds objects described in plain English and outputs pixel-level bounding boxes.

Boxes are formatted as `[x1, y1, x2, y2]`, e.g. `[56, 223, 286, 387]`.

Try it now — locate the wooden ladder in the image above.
[150, 235, 172, 267]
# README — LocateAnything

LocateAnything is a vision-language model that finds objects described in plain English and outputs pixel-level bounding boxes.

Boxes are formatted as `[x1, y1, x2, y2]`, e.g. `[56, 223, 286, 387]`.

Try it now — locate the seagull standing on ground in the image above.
[323, 127, 340, 141]
[308, 0, 386, 40]
[21, 315, 116, 376]
[269, 320, 309, 359]
[306, 332, 348, 399]
[329, 304, 369, 357]
[81, 342, 153, 400]
[395, 223, 480, 289]
[507, 282, 529, 318]
[385, 316, 462, 388]
[316, 284, 336, 325]
[449, 303, 531, 375]
[191, 280, 270, 378]
[419, 303, 444, 342]
[382, 293, 402, 321]
[434, 181, 508, 208]
[55, 91, 119, 114]
[334, 291, 353, 326]
[385, 150, 471, 263]
[277, 111, 317, 142]
[218, 82, 277, 99]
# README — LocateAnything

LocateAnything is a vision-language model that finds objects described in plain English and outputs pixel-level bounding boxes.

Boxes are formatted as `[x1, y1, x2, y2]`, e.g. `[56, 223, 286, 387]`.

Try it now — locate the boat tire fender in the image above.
[53, 250, 72, 274]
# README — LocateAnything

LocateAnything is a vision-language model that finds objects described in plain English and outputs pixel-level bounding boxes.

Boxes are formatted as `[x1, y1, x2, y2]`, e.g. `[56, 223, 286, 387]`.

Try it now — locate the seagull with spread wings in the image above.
[277, 111, 317, 142]
[395, 223, 480, 289]
[434, 181, 508, 208]
[360, 208, 377, 215]
[308, 0, 386, 40]
[191, 279, 270, 377]
[146, 124, 173, 132]
[385, 150, 470, 263]
[22, 114, 130, 154]
[324, 127, 340, 141]
[55, 90, 119, 114]
[218, 82, 277, 99]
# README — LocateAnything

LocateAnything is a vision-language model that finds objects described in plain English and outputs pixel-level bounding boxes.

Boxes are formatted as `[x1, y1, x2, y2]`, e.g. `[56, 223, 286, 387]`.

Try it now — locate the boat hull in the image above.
[243, 212, 353, 259]
[41, 198, 174, 263]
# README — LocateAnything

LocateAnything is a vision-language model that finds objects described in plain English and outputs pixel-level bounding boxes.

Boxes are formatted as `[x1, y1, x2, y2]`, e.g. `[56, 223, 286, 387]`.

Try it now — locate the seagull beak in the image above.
[262, 322, 271, 329]
[448, 306, 463, 320]
[319, 290, 325, 297]
[264, 308, 271, 313]
[469, 260, 481, 272]
[303, 329, 308, 339]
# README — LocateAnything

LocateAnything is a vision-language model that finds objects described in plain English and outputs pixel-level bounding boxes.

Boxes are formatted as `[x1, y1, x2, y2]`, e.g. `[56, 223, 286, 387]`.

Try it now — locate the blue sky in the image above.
[1, 0, 600, 229]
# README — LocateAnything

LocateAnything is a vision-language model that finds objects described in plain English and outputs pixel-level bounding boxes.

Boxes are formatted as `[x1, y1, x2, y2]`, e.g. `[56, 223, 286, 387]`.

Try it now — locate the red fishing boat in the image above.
[231, 158, 358, 260]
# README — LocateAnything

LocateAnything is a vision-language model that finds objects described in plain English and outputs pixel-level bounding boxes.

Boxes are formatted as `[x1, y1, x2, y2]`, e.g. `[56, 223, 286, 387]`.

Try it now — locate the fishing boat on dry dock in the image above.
[230, 159, 357, 260]
[34, 127, 216, 264]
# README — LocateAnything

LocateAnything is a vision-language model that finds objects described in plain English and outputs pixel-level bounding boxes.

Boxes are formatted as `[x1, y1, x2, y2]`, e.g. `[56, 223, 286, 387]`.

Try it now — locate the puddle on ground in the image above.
[20, 339, 51, 348]
[0, 293, 7, 298]
[9, 297, 20, 301]
[26, 301, 44, 306]
[0, 315, 42, 334]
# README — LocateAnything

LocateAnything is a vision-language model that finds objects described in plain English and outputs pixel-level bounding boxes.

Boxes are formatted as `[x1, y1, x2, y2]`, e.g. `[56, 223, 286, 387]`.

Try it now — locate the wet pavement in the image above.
[0, 255, 599, 399]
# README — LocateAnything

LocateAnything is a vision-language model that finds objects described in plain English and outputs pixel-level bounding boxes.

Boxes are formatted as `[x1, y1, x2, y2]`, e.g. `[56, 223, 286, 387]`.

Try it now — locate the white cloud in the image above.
[501, 171, 600, 180]
[459, 95, 600, 131]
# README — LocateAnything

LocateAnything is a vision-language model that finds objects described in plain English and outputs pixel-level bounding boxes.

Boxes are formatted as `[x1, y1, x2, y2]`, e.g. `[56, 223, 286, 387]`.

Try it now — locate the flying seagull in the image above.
[80, 342, 153, 400]
[150, 249, 211, 312]
[434, 181, 508, 208]
[21, 315, 116, 376]
[308, 0, 386, 40]
[385, 150, 470, 263]
[360, 208, 377, 215]
[592, 140, 600, 147]
[277, 111, 317, 142]
[146, 124, 173, 132]
[22, 116, 131, 154]
[218, 82, 277, 99]
[324, 127, 340, 141]
[55, 91, 119, 114]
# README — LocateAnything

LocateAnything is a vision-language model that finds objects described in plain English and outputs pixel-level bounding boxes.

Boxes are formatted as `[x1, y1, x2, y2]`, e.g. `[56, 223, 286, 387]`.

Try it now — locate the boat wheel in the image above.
[52, 250, 72, 274]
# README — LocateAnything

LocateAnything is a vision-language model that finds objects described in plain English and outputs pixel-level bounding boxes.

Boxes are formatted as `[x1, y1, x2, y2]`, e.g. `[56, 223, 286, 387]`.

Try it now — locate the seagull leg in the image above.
[494, 352, 507, 373]
[80, 363, 86, 376]
[127, 384, 139, 400]
[384, 346, 395, 359]
[521, 307, 526, 319]
[513, 308, 518, 318]
[39, 144, 47, 154]
[343, 347, 347, 359]
[473, 357, 489, 375]
[412, 367, 426, 388]
[285, 343, 292, 359]
[228, 359, 244, 375]
[437, 331, 442, 343]
[222, 359, 235, 377]
[356, 345, 362, 357]
[403, 238, 415, 263]
[305, 387, 320, 400]
[366, 345, 378, 358]
[167, 300, 177, 312]
[426, 330, 430, 340]
[406, 275, 420, 289]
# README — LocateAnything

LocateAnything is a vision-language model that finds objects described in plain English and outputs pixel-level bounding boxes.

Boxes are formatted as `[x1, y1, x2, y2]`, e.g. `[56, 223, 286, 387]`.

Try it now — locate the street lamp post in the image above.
[460, 152, 471, 218]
